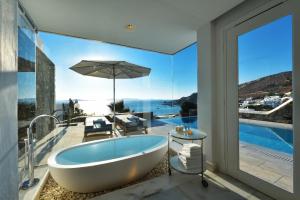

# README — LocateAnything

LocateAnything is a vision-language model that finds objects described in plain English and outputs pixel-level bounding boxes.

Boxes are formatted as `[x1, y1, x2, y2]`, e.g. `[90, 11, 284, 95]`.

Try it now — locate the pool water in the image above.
[157, 117, 293, 155]
[158, 116, 198, 129]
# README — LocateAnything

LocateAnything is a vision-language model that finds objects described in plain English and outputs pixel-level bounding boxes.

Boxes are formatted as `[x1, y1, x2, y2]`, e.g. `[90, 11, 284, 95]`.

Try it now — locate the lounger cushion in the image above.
[93, 119, 106, 126]
[93, 123, 102, 129]
[85, 117, 112, 134]
[127, 116, 139, 123]
[116, 114, 148, 130]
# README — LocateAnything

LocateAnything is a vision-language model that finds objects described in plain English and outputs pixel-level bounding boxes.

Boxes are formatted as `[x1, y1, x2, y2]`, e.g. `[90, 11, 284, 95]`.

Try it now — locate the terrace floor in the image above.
[19, 120, 290, 199]
[19, 123, 86, 200]
[149, 122, 293, 193]
[240, 142, 293, 192]
[91, 171, 273, 200]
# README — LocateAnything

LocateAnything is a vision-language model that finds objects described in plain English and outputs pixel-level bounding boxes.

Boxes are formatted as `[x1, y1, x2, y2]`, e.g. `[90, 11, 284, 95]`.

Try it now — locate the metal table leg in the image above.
[201, 139, 208, 187]
[168, 133, 171, 176]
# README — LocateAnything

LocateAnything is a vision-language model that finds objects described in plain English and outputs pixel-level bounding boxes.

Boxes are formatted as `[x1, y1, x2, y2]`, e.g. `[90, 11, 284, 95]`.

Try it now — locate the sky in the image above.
[238, 15, 292, 84]
[18, 72, 36, 99]
[18, 14, 292, 100]
[35, 34, 197, 101]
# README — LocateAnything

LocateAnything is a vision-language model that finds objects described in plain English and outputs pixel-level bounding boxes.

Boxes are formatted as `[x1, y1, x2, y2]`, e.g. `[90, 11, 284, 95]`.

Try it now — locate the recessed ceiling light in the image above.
[126, 24, 135, 31]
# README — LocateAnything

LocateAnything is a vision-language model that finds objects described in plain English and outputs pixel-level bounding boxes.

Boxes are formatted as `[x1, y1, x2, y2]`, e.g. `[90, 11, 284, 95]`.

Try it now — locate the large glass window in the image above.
[238, 15, 293, 192]
[17, 30, 198, 197]
[38, 32, 197, 131]
[172, 44, 198, 127]
[17, 11, 37, 184]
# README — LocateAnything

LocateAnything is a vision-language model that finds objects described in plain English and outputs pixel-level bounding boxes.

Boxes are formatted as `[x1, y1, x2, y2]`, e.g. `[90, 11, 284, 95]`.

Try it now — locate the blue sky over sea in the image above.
[34, 33, 197, 99]
[18, 15, 292, 100]
[238, 15, 292, 84]
[36, 33, 197, 101]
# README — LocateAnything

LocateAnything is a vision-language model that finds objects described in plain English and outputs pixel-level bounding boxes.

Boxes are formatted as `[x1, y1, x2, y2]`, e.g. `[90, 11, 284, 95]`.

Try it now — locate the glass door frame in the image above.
[225, 1, 300, 199]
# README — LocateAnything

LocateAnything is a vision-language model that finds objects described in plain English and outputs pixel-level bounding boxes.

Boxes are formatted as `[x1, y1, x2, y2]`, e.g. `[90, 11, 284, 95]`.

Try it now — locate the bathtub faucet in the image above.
[21, 114, 60, 190]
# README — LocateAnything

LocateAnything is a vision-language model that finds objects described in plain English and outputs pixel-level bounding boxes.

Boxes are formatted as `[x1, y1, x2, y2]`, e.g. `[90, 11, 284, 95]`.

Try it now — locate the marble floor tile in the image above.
[92, 172, 272, 200]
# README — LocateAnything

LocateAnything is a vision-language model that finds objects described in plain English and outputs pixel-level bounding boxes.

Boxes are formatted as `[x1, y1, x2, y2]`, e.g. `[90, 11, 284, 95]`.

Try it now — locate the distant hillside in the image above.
[239, 71, 292, 100]
[174, 92, 197, 105]
[172, 71, 292, 104]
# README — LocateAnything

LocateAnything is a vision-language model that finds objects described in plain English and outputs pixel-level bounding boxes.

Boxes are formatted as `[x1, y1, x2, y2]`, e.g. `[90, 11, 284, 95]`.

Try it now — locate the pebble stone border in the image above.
[39, 151, 175, 200]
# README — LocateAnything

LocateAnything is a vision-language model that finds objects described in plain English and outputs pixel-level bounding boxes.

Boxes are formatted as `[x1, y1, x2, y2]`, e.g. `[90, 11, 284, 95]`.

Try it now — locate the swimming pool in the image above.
[157, 116, 293, 155]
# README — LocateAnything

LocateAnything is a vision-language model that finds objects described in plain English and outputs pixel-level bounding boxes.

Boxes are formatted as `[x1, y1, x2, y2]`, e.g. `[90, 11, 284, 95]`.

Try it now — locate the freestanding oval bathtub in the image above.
[48, 135, 168, 193]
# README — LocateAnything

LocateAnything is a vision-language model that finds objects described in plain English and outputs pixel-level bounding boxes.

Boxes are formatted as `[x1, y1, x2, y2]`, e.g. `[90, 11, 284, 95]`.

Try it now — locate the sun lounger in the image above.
[115, 114, 148, 135]
[84, 116, 112, 137]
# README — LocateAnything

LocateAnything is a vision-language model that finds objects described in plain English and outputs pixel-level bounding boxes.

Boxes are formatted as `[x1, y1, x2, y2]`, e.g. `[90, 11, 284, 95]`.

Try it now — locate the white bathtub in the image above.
[48, 135, 168, 193]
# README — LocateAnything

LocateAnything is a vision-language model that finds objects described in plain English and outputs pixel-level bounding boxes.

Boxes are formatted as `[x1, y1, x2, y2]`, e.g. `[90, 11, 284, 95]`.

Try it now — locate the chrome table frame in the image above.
[168, 129, 208, 187]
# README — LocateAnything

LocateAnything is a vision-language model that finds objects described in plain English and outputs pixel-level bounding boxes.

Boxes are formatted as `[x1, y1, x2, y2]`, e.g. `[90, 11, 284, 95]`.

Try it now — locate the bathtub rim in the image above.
[48, 134, 168, 169]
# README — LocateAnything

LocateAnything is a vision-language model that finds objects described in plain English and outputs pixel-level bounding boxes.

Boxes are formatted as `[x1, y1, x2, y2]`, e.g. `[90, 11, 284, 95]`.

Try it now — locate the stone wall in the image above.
[0, 0, 19, 199]
[239, 102, 293, 124]
[36, 47, 56, 139]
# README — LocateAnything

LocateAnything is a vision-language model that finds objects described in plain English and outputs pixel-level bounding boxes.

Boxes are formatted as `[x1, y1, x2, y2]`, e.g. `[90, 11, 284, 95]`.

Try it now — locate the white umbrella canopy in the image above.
[70, 60, 151, 133]
[70, 60, 151, 79]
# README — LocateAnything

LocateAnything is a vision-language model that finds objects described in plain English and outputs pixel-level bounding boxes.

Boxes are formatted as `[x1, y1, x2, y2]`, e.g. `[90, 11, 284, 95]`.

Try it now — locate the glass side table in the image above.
[168, 128, 208, 187]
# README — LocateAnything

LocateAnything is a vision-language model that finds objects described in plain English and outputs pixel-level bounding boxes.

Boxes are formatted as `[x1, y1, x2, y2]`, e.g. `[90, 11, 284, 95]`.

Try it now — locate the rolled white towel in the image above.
[178, 153, 202, 169]
[182, 146, 201, 151]
[179, 158, 202, 170]
[179, 160, 201, 168]
[180, 149, 202, 157]
[178, 155, 201, 165]
[181, 147, 202, 152]
[182, 147, 201, 152]
[183, 143, 201, 150]
[182, 144, 202, 154]
[178, 152, 202, 161]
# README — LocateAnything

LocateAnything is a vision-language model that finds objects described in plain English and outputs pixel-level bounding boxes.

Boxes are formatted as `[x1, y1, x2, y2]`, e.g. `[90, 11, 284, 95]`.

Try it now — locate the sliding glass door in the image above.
[226, 1, 300, 199]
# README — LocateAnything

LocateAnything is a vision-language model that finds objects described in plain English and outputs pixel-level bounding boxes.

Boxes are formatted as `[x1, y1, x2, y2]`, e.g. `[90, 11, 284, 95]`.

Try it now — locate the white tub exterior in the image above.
[48, 135, 168, 193]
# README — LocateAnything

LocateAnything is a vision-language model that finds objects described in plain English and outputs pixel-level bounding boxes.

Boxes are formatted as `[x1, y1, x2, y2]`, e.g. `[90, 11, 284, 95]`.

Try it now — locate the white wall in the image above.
[197, 0, 300, 199]
[197, 23, 217, 170]
[0, 0, 18, 199]
[197, 0, 273, 173]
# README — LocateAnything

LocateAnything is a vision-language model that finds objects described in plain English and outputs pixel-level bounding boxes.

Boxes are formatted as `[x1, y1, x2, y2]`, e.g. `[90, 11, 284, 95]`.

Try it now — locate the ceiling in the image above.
[20, 0, 244, 54]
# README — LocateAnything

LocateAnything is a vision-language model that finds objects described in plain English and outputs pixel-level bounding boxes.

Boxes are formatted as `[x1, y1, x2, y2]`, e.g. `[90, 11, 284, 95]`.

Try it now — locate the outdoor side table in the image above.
[168, 129, 208, 187]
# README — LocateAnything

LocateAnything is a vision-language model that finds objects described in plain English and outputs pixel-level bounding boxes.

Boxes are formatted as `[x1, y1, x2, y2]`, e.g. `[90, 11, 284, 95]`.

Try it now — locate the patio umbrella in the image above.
[70, 60, 151, 133]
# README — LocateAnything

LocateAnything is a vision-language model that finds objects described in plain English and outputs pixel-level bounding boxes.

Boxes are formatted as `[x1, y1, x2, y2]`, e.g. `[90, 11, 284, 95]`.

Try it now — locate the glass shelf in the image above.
[168, 128, 208, 187]
[169, 129, 207, 140]
[170, 155, 202, 174]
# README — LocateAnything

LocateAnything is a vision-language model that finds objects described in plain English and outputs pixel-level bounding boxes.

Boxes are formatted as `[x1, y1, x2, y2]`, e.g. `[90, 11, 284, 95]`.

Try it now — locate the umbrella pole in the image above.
[113, 67, 116, 134]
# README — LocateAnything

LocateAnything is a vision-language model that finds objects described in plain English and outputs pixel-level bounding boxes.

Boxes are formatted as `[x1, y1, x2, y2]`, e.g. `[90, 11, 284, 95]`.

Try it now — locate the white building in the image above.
[261, 96, 282, 108]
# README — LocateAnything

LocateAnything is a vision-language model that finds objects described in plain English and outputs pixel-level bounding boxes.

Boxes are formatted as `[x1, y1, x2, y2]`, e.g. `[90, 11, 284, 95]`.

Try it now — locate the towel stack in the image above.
[178, 143, 202, 170]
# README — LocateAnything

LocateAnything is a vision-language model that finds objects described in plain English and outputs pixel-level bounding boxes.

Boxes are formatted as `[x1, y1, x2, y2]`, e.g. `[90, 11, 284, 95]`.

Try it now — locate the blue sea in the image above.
[124, 99, 180, 116]
[55, 99, 181, 116]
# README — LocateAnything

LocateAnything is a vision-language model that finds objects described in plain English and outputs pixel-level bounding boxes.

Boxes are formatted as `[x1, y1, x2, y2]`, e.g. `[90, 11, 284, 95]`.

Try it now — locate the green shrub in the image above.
[108, 100, 130, 113]
[180, 101, 197, 117]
